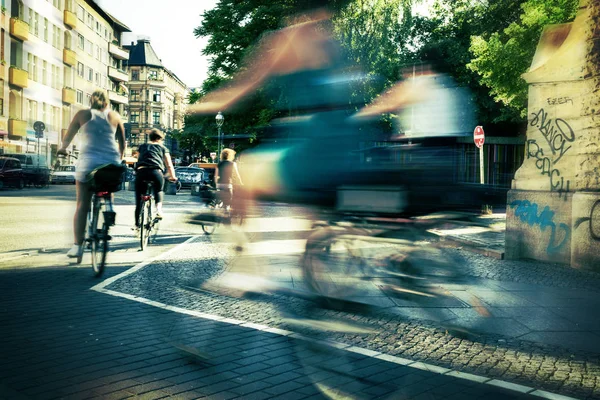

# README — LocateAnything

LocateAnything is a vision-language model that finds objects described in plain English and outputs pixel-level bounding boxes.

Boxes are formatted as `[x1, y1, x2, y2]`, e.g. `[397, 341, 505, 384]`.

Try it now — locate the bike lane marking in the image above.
[90, 237, 578, 400]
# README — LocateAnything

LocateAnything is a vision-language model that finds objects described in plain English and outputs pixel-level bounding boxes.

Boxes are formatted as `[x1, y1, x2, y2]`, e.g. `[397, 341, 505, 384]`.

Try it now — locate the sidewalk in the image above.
[431, 212, 506, 259]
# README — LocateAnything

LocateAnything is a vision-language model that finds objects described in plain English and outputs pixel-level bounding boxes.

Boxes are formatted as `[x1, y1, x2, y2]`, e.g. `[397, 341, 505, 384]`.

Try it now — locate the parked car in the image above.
[175, 167, 204, 189]
[50, 165, 76, 184]
[0, 156, 25, 189]
[3, 153, 51, 187]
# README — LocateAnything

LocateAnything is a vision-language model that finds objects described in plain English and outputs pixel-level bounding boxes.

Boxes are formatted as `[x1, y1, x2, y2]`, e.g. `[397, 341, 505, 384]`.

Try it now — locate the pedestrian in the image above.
[133, 128, 177, 231]
[57, 89, 126, 258]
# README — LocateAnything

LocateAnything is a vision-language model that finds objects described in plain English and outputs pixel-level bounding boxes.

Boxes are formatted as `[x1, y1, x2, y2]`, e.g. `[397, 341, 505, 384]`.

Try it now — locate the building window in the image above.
[131, 69, 139, 81]
[42, 103, 48, 127]
[78, 33, 84, 49]
[77, 62, 83, 77]
[130, 112, 139, 123]
[77, 4, 84, 20]
[148, 70, 158, 80]
[85, 40, 92, 55]
[86, 93, 91, 106]
[27, 99, 37, 124]
[76, 90, 83, 104]
[27, 54, 38, 82]
[42, 60, 47, 85]
[95, 72, 100, 85]
[130, 90, 139, 101]
[87, 67, 93, 82]
[153, 90, 161, 102]
[153, 112, 160, 125]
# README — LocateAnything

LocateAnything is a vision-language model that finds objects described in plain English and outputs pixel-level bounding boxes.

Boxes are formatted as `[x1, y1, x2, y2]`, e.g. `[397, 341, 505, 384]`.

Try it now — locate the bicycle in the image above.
[302, 212, 475, 307]
[59, 155, 124, 277]
[200, 188, 245, 235]
[138, 181, 162, 250]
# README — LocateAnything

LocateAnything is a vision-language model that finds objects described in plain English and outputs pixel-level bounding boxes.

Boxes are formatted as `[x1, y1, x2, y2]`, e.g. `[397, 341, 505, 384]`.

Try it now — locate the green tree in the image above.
[468, 0, 579, 120]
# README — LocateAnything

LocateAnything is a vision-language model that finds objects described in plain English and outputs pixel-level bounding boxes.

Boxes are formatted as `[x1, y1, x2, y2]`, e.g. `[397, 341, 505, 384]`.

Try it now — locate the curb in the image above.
[439, 236, 505, 260]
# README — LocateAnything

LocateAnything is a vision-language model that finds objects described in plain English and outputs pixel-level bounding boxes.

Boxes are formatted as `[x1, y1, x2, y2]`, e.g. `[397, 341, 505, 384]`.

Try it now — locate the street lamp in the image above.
[215, 111, 224, 156]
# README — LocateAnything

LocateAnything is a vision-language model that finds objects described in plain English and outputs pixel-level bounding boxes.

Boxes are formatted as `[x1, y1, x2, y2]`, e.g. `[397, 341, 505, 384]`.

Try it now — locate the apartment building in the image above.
[123, 38, 189, 151]
[0, 0, 130, 163]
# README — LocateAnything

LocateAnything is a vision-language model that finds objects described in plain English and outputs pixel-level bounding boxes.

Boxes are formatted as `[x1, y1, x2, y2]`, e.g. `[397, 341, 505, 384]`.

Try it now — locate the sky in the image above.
[94, 0, 433, 91]
[95, 0, 219, 90]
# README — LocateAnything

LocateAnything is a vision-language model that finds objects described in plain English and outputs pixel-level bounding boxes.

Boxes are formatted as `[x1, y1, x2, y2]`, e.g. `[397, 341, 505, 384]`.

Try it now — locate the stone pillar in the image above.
[506, 0, 600, 270]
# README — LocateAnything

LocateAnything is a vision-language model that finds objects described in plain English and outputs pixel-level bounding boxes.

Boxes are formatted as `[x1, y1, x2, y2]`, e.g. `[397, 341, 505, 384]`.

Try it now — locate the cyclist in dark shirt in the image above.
[134, 129, 177, 229]
[215, 148, 243, 209]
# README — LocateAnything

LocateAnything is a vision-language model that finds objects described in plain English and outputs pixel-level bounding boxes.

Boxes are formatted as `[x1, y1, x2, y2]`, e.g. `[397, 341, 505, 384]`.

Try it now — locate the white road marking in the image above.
[91, 234, 578, 400]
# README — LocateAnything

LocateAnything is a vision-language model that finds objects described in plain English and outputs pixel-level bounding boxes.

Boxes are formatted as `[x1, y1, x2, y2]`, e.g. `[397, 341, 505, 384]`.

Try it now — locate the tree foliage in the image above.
[468, 0, 579, 120]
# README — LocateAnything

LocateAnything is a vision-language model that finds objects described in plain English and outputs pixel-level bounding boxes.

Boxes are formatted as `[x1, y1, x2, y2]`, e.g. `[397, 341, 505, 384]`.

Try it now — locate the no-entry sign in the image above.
[474, 126, 485, 148]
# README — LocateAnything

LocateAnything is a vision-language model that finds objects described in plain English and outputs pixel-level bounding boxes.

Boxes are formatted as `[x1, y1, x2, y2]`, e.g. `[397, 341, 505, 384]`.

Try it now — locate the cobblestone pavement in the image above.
[1, 260, 539, 400]
[104, 216, 600, 400]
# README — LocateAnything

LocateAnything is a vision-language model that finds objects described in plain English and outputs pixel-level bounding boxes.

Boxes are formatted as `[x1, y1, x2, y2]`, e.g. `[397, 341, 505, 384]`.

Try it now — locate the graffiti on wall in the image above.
[574, 199, 600, 242]
[510, 199, 571, 254]
[527, 108, 575, 196]
[546, 97, 573, 106]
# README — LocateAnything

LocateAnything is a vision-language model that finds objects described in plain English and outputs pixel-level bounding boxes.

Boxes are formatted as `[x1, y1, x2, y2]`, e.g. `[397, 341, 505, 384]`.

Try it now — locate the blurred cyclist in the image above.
[134, 128, 177, 230]
[215, 148, 243, 210]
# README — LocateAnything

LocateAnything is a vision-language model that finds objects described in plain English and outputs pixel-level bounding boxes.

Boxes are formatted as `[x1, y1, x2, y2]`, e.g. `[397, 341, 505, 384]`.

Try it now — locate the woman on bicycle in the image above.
[215, 148, 243, 210]
[134, 128, 177, 229]
[57, 89, 126, 258]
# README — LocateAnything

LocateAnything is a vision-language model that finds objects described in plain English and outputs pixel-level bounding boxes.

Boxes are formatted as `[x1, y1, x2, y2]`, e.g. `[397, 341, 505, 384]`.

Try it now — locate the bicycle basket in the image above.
[89, 164, 126, 192]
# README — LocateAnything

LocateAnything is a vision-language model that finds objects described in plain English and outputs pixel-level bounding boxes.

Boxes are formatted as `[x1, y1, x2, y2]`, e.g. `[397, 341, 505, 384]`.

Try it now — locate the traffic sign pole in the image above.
[479, 146, 484, 184]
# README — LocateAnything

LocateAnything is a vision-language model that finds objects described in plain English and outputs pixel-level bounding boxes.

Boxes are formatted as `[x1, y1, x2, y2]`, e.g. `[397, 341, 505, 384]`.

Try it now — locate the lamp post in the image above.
[215, 111, 224, 156]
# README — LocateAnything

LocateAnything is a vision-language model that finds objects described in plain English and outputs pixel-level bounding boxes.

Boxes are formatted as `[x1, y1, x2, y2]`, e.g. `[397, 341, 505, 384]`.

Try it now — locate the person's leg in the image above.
[74, 180, 92, 245]
[68, 180, 92, 257]
[153, 170, 165, 217]
[134, 170, 147, 227]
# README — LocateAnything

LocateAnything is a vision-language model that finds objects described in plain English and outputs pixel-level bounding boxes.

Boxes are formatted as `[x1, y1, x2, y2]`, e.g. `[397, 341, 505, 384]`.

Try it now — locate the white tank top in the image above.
[75, 109, 121, 182]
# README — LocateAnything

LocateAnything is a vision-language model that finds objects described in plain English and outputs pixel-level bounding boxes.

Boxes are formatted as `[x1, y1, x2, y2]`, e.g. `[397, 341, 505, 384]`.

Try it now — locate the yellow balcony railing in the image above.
[0, 64, 5, 80]
[62, 87, 76, 104]
[63, 49, 76, 66]
[9, 67, 28, 88]
[8, 119, 27, 138]
[64, 10, 77, 29]
[10, 18, 29, 41]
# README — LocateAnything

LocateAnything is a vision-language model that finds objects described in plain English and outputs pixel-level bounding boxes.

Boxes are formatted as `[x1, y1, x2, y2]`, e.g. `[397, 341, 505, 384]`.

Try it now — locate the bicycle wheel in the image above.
[151, 217, 161, 243]
[89, 200, 105, 272]
[202, 200, 221, 235]
[140, 200, 151, 250]
[91, 221, 109, 277]
[302, 227, 368, 302]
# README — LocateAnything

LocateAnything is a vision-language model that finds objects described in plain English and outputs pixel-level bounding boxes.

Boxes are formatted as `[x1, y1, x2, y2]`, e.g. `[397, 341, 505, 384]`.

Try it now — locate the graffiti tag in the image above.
[530, 108, 575, 164]
[526, 139, 571, 196]
[510, 200, 571, 254]
[546, 97, 573, 106]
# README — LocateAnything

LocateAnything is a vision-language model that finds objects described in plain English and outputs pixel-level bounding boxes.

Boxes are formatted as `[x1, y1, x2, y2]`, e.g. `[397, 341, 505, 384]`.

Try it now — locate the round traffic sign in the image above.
[474, 126, 485, 148]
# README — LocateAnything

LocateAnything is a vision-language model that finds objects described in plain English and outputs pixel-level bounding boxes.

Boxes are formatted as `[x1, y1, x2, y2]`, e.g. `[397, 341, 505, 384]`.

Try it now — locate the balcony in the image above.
[63, 49, 76, 66]
[10, 18, 29, 41]
[62, 87, 76, 104]
[108, 90, 128, 105]
[108, 67, 128, 82]
[9, 67, 28, 88]
[108, 43, 129, 60]
[8, 119, 27, 139]
[0, 64, 4, 80]
[64, 10, 77, 29]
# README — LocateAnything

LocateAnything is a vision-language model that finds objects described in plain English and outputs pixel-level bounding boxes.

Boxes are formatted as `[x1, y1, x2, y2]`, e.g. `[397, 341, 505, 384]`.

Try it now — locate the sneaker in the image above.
[66, 244, 83, 258]
[131, 226, 140, 237]
[155, 213, 163, 220]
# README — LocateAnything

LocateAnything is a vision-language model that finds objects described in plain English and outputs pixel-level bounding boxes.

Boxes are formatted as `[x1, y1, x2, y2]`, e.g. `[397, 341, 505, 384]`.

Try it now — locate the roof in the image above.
[124, 39, 164, 68]
[86, 1, 131, 32]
